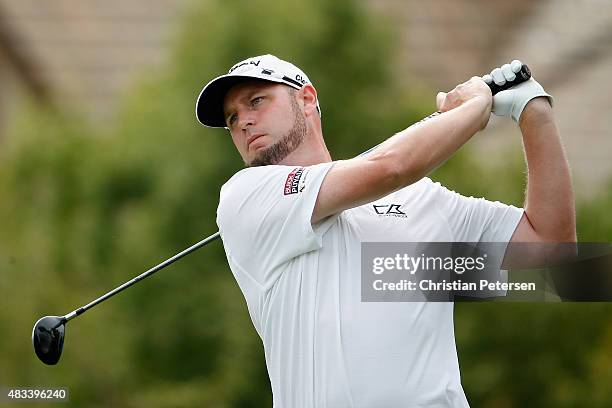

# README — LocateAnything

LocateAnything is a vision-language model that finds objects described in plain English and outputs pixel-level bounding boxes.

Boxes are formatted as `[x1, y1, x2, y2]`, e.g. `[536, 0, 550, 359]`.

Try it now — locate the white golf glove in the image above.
[482, 60, 553, 123]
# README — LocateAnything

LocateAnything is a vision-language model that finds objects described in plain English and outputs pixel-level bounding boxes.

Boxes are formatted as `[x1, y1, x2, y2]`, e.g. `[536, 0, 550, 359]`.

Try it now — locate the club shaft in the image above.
[64, 231, 221, 322]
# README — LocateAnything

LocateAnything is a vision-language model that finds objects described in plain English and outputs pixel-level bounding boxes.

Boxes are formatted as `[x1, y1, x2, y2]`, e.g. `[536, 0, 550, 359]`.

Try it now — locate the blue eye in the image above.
[251, 96, 264, 106]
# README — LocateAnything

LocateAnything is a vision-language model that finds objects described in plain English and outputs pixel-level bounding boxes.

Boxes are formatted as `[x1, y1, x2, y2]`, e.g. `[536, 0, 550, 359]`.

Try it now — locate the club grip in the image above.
[486, 64, 531, 95]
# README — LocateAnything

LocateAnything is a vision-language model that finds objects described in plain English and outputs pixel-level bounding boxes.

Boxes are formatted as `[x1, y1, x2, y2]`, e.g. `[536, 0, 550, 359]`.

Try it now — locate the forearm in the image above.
[519, 98, 576, 242]
[369, 97, 489, 188]
[312, 96, 489, 223]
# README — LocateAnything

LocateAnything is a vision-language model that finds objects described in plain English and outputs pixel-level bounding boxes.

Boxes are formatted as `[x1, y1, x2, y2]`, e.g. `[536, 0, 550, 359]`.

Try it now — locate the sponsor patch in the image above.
[284, 167, 306, 195]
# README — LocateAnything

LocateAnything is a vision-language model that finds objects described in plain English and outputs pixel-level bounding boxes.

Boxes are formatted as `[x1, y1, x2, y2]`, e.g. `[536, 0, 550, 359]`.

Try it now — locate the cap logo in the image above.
[295, 74, 306, 85]
[228, 59, 261, 74]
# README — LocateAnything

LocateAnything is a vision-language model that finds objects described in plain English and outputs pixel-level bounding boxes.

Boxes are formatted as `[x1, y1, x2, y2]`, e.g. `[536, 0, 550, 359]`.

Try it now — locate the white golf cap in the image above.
[195, 54, 321, 128]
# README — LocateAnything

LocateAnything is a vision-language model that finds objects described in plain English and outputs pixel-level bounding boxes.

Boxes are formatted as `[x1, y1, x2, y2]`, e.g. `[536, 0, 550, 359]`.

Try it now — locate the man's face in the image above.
[223, 81, 307, 167]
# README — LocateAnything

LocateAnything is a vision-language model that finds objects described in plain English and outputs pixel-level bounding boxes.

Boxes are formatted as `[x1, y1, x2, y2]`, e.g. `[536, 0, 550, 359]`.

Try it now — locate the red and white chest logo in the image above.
[284, 167, 306, 195]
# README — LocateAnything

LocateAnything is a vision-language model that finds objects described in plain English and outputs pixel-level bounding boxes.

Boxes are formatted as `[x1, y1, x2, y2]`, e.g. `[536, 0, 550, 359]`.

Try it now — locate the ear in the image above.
[300, 84, 319, 117]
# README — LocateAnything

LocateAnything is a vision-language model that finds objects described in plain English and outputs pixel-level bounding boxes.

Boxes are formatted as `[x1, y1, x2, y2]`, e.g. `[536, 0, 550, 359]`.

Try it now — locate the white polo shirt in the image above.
[216, 162, 523, 408]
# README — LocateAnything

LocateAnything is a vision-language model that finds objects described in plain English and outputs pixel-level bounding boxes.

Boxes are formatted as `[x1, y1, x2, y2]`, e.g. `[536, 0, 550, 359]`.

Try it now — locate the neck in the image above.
[278, 128, 331, 166]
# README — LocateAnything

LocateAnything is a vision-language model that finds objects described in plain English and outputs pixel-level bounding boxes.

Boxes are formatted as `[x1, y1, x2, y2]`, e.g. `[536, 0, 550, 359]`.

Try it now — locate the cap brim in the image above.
[195, 74, 287, 128]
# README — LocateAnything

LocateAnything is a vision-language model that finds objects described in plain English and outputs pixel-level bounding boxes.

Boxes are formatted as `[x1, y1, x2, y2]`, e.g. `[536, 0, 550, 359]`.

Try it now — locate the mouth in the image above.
[247, 133, 266, 149]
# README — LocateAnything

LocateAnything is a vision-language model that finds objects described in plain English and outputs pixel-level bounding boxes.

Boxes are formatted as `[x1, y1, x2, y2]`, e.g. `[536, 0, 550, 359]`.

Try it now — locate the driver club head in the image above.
[32, 316, 66, 365]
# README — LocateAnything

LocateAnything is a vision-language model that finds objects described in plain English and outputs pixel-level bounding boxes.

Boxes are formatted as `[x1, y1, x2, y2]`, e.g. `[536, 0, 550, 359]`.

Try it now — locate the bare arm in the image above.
[510, 98, 576, 243]
[312, 77, 492, 224]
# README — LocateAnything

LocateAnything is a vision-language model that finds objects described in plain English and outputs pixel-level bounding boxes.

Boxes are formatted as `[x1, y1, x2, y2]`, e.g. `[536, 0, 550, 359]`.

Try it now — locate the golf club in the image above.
[32, 63, 531, 365]
[32, 231, 220, 365]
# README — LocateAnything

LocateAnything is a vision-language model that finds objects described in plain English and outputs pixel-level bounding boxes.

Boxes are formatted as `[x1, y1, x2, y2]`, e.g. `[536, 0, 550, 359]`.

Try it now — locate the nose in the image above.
[237, 110, 256, 131]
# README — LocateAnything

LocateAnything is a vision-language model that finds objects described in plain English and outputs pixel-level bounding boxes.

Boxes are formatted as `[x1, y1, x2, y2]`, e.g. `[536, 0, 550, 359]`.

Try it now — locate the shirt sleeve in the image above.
[428, 179, 524, 244]
[216, 162, 336, 289]
[427, 179, 524, 298]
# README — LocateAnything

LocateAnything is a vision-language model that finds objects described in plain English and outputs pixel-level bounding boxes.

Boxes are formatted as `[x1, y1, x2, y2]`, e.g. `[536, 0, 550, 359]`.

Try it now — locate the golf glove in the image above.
[482, 60, 553, 123]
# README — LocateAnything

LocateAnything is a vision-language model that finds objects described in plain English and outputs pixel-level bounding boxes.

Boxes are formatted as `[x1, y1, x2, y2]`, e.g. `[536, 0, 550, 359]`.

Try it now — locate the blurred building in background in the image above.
[0, 0, 187, 123]
[0, 3, 50, 137]
[0, 0, 610, 197]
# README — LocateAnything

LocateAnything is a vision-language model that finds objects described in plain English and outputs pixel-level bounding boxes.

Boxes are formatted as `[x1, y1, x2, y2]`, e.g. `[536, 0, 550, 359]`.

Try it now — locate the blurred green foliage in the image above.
[0, 0, 610, 407]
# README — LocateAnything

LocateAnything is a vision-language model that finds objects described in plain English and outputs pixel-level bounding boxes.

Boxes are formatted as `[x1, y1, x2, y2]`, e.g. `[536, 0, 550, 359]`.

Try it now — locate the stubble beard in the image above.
[247, 95, 307, 167]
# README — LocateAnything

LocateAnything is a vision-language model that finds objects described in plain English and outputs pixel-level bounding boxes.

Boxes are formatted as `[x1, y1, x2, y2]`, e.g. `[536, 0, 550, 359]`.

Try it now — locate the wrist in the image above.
[519, 97, 554, 128]
[466, 95, 492, 130]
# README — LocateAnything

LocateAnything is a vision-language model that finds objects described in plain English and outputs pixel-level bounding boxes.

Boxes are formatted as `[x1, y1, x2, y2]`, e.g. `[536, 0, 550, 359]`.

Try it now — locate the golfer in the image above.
[195, 55, 575, 407]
